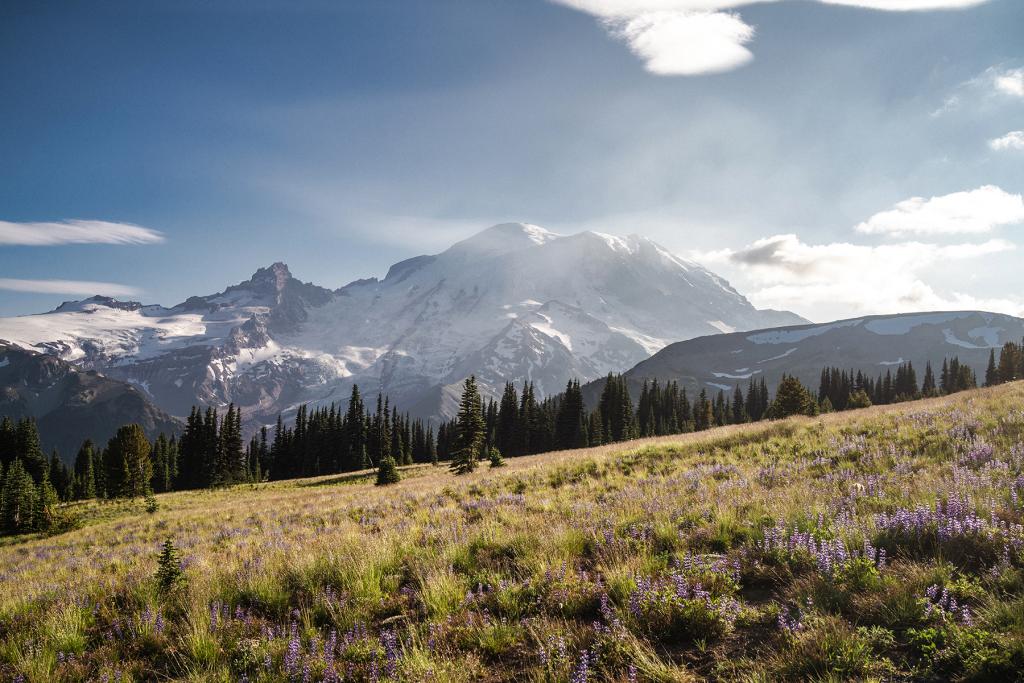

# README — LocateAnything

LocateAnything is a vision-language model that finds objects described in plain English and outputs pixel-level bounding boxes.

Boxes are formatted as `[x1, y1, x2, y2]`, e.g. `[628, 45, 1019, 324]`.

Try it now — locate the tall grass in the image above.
[2, 384, 1024, 680]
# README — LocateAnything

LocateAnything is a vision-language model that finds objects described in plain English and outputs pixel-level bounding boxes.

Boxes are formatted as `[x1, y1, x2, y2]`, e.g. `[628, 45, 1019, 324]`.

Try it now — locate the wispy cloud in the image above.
[0, 219, 165, 246]
[694, 234, 1021, 318]
[551, 0, 994, 76]
[990, 131, 1024, 151]
[854, 185, 1024, 237]
[0, 278, 142, 298]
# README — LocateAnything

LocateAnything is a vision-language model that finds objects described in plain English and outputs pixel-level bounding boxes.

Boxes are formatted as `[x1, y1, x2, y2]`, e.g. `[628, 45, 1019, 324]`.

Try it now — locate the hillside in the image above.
[583, 310, 1024, 408]
[2, 382, 1024, 681]
[0, 344, 180, 459]
[0, 224, 804, 430]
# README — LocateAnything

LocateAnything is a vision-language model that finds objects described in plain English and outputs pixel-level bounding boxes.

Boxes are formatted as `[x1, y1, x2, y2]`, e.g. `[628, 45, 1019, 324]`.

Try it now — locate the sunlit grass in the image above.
[2, 384, 1024, 680]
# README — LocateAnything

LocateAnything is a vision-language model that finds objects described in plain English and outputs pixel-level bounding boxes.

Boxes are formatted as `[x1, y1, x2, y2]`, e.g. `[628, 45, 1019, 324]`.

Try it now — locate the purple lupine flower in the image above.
[570, 650, 590, 683]
[284, 624, 301, 678]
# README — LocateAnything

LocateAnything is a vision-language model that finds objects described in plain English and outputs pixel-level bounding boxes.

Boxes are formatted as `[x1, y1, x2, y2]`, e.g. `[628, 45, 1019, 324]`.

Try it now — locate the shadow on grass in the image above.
[296, 463, 435, 488]
[297, 471, 376, 488]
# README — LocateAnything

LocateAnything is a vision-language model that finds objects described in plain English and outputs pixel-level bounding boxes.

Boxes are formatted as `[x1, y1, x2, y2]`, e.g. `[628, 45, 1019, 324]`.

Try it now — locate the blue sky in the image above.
[1, 0, 1022, 321]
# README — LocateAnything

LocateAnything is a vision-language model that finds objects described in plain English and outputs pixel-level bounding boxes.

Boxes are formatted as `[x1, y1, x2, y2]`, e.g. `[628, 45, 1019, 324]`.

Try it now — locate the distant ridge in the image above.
[581, 310, 1024, 408]
[0, 344, 180, 460]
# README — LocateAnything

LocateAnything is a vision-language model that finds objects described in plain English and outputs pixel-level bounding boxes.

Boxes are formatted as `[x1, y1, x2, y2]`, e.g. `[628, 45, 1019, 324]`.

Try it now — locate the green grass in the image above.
[3, 383, 1024, 681]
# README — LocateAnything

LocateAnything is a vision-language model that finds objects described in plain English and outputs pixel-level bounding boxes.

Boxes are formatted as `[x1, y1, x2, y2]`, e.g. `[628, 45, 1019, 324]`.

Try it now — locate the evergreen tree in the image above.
[847, 389, 872, 410]
[451, 376, 486, 474]
[922, 361, 937, 397]
[33, 475, 58, 532]
[986, 349, 999, 387]
[0, 458, 36, 534]
[48, 452, 71, 501]
[998, 342, 1022, 384]
[375, 454, 401, 486]
[731, 385, 747, 424]
[554, 379, 587, 450]
[105, 424, 153, 498]
[487, 446, 505, 468]
[15, 419, 47, 483]
[72, 440, 97, 500]
[155, 538, 186, 592]
[768, 375, 817, 419]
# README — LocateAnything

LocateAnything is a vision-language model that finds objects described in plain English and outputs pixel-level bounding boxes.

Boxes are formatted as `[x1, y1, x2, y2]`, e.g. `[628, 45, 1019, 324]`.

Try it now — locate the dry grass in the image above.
[2, 383, 1024, 681]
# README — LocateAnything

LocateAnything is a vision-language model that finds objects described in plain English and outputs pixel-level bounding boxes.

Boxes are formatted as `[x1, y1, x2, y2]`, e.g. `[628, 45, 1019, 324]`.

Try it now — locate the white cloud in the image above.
[819, 0, 990, 9]
[694, 234, 1022, 318]
[0, 219, 165, 246]
[553, 2, 758, 76]
[0, 278, 142, 298]
[854, 185, 1024, 237]
[609, 10, 754, 75]
[990, 131, 1024, 151]
[994, 68, 1024, 97]
[551, 0, 994, 76]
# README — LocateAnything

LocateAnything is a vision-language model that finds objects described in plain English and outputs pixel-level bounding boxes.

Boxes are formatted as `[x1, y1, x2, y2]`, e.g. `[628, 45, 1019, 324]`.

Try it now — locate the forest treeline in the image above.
[2, 340, 1022, 536]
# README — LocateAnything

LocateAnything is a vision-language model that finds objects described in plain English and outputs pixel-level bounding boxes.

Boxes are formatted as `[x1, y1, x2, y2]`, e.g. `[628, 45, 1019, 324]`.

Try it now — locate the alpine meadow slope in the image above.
[4, 382, 1024, 680]
[0, 223, 805, 430]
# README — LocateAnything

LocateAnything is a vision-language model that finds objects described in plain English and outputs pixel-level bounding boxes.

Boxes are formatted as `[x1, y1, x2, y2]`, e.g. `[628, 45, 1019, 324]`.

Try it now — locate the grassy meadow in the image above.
[3, 383, 1024, 681]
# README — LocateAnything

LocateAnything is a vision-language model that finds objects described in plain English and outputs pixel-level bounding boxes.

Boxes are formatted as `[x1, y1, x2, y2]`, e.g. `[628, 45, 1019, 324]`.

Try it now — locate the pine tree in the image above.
[375, 454, 401, 486]
[451, 376, 486, 474]
[488, 446, 505, 468]
[33, 475, 58, 532]
[0, 458, 36, 534]
[15, 419, 47, 483]
[105, 424, 153, 499]
[922, 361, 937, 397]
[72, 440, 96, 500]
[48, 452, 71, 501]
[554, 379, 587, 450]
[847, 389, 872, 410]
[986, 349, 1000, 387]
[998, 342, 1022, 384]
[768, 375, 816, 419]
[155, 538, 186, 592]
[731, 385, 747, 424]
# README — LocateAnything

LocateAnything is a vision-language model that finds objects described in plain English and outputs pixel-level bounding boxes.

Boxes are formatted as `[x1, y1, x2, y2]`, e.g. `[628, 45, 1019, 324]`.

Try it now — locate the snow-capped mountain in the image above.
[581, 310, 1024, 407]
[0, 223, 805, 428]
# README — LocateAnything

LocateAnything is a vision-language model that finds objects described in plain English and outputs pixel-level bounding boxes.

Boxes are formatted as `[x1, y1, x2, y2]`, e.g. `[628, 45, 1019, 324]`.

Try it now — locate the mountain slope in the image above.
[582, 310, 1024, 407]
[0, 223, 805, 428]
[0, 344, 180, 460]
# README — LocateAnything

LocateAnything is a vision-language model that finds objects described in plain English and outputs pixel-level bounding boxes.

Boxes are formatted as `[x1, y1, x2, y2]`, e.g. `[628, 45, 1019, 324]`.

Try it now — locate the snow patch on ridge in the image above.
[864, 312, 969, 336]
[758, 348, 798, 363]
[747, 319, 861, 345]
[712, 370, 761, 379]
[943, 328, 994, 350]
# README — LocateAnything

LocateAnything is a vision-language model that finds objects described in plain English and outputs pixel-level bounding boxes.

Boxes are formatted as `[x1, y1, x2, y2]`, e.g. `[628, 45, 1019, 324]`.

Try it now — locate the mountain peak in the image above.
[449, 223, 561, 255]
[249, 262, 292, 292]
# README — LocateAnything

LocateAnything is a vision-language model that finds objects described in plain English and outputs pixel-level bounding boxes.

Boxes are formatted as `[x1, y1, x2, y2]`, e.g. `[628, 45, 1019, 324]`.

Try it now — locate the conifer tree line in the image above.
[816, 356, 988, 412]
[984, 339, 1024, 387]
[2, 345, 1021, 522]
[1, 416, 177, 535]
